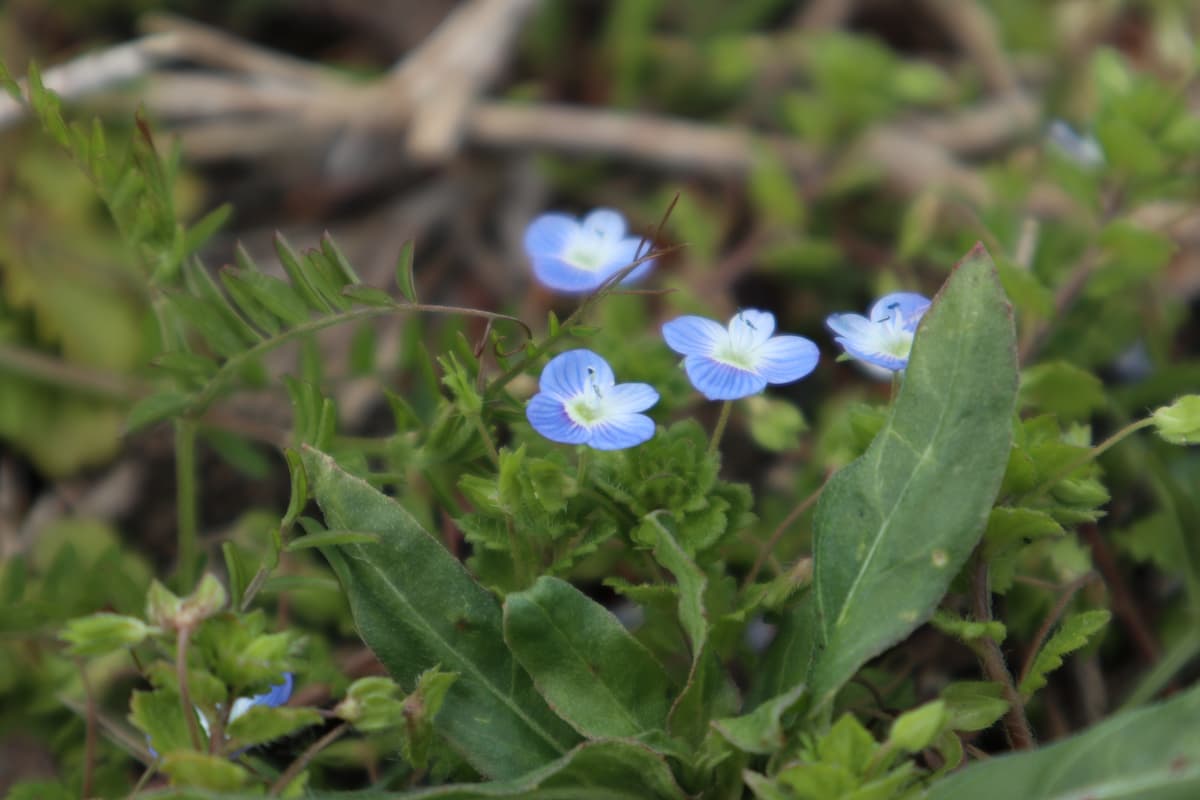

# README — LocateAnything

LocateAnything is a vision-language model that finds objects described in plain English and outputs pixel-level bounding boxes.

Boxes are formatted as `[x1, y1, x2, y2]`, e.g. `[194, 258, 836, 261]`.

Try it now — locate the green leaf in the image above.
[225, 268, 310, 326]
[807, 244, 1017, 712]
[1019, 609, 1111, 698]
[931, 610, 1006, 646]
[928, 683, 1200, 800]
[300, 446, 580, 779]
[888, 699, 947, 753]
[129, 688, 194, 756]
[320, 231, 362, 284]
[712, 682, 806, 755]
[503, 576, 671, 738]
[1019, 362, 1106, 421]
[284, 530, 381, 551]
[341, 284, 396, 307]
[984, 507, 1065, 556]
[127, 391, 193, 433]
[940, 681, 1009, 732]
[226, 705, 322, 748]
[60, 612, 149, 656]
[159, 752, 251, 790]
[274, 233, 330, 312]
[404, 739, 685, 799]
[403, 667, 461, 768]
[183, 203, 232, 255]
[395, 240, 419, 303]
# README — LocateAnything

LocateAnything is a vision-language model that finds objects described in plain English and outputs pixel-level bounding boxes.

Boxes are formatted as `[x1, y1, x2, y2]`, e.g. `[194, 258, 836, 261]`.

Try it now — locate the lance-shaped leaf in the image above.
[504, 576, 671, 738]
[928, 683, 1200, 799]
[301, 447, 579, 779]
[808, 244, 1017, 711]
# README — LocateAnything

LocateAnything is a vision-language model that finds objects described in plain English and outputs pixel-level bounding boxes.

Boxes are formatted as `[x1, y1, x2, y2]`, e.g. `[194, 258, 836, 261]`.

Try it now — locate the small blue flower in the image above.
[523, 208, 654, 293]
[825, 292, 931, 373]
[227, 673, 295, 722]
[150, 673, 295, 757]
[526, 349, 659, 449]
[1047, 121, 1105, 168]
[662, 309, 820, 401]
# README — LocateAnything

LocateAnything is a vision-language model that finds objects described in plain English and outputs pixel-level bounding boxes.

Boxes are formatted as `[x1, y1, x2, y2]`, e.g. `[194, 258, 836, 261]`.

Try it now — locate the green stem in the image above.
[576, 447, 591, 489]
[175, 420, 200, 591]
[708, 400, 733, 457]
[471, 415, 500, 466]
[1022, 417, 1155, 505]
[176, 627, 204, 751]
[269, 722, 348, 796]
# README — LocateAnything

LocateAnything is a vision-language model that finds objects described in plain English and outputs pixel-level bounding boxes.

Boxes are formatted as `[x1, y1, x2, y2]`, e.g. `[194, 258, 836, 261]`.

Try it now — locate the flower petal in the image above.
[581, 208, 628, 240]
[684, 355, 767, 400]
[588, 413, 656, 450]
[825, 312, 874, 340]
[755, 335, 820, 384]
[524, 213, 579, 258]
[603, 235, 655, 285]
[835, 338, 908, 372]
[728, 309, 776, 350]
[868, 293, 930, 329]
[603, 382, 659, 415]
[663, 315, 725, 357]
[538, 349, 616, 399]
[527, 392, 590, 444]
[531, 255, 609, 293]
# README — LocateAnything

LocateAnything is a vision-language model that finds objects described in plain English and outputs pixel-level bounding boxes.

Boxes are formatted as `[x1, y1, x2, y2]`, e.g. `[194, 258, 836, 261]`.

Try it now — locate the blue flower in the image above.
[1047, 120, 1105, 168]
[150, 673, 295, 757]
[226, 673, 295, 723]
[523, 208, 654, 293]
[662, 309, 820, 401]
[526, 349, 659, 449]
[825, 292, 931, 373]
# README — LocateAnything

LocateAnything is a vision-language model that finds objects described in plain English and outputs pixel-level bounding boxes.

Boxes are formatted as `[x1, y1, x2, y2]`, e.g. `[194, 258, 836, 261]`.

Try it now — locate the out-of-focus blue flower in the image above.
[1047, 120, 1105, 168]
[149, 673, 295, 757]
[826, 292, 931, 373]
[226, 673, 294, 724]
[523, 208, 653, 293]
[526, 349, 659, 449]
[662, 309, 819, 401]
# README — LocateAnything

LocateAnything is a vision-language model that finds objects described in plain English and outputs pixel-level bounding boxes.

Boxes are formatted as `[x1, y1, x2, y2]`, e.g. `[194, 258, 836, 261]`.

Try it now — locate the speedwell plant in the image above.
[5, 54, 1200, 800]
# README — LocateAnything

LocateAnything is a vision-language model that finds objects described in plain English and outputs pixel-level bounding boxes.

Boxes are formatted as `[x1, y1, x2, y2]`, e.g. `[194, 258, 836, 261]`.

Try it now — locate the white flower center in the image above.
[712, 341, 756, 371]
[564, 368, 608, 427]
[562, 230, 616, 273]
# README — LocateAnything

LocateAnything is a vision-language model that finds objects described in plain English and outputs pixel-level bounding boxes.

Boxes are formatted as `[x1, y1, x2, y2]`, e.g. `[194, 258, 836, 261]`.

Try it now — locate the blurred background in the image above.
[2, 0, 1200, 793]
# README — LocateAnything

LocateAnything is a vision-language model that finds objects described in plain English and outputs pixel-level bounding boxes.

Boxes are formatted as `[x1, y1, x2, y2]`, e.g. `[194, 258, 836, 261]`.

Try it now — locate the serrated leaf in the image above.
[712, 682, 806, 755]
[159, 752, 251, 790]
[127, 391, 192, 432]
[931, 610, 1006, 646]
[284, 530, 381, 551]
[1019, 609, 1111, 698]
[929, 683, 1200, 800]
[807, 244, 1017, 712]
[300, 447, 580, 779]
[503, 576, 671, 738]
[984, 507, 1065, 556]
[395, 240, 418, 303]
[1019, 362, 1106, 421]
[226, 705, 322, 748]
[129, 689, 194, 756]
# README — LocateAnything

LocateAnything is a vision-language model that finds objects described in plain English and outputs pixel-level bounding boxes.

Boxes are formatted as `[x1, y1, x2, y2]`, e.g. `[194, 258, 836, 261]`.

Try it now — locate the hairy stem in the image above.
[970, 552, 1034, 751]
[176, 627, 204, 751]
[708, 400, 733, 457]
